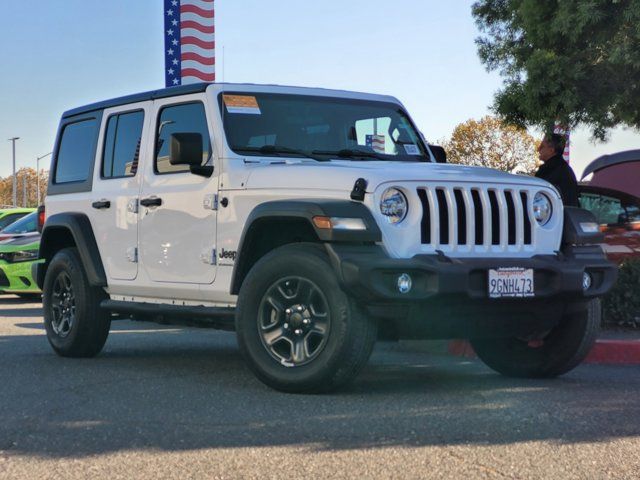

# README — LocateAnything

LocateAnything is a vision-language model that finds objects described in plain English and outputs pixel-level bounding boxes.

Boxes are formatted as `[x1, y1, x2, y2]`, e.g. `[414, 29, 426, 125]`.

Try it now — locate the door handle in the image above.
[140, 197, 163, 208]
[92, 199, 111, 209]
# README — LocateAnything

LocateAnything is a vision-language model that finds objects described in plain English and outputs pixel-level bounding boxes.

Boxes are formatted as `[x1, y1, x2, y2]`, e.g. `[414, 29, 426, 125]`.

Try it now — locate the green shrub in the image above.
[602, 259, 640, 328]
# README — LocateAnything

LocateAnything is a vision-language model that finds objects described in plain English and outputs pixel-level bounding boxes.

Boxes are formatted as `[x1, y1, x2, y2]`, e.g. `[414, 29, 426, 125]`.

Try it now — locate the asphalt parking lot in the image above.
[1, 296, 639, 479]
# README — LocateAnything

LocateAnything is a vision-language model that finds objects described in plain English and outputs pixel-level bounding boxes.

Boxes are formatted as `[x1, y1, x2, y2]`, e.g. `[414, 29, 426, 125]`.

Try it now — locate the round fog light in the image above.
[582, 272, 593, 291]
[397, 273, 412, 294]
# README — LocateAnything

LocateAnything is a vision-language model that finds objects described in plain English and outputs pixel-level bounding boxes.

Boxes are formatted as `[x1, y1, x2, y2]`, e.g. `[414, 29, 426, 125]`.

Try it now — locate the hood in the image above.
[243, 159, 553, 192]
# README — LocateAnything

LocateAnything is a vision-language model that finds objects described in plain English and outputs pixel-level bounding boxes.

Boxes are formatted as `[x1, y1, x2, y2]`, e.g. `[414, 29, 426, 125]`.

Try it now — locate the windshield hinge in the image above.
[350, 178, 368, 201]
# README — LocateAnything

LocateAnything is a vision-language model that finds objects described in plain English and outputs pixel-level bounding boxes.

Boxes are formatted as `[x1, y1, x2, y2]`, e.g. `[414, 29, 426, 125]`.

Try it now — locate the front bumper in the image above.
[325, 244, 617, 339]
[326, 244, 617, 303]
[0, 259, 41, 293]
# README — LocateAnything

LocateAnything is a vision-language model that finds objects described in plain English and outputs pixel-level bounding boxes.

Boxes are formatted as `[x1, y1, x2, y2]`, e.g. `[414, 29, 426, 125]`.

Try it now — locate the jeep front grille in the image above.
[417, 186, 534, 251]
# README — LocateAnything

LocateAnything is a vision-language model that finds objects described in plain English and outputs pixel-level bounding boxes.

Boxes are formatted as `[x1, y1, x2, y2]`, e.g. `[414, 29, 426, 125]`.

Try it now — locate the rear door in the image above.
[89, 102, 149, 280]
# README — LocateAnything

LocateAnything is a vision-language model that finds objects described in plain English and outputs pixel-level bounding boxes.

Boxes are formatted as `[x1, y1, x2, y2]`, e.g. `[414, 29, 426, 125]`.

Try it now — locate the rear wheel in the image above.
[471, 299, 600, 378]
[43, 248, 111, 358]
[236, 243, 377, 393]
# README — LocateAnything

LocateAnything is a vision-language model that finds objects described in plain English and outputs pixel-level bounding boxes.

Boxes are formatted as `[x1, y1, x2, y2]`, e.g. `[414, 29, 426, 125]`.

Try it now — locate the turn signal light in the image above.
[312, 216, 367, 231]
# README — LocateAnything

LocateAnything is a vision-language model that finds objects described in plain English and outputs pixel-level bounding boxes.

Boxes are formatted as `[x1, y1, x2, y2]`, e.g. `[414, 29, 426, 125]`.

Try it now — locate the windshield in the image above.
[2, 211, 36, 234]
[219, 93, 429, 161]
[0, 212, 29, 230]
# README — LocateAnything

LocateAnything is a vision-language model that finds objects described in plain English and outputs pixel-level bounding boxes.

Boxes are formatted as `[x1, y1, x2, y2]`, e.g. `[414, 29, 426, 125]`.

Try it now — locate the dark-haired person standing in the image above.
[535, 134, 579, 207]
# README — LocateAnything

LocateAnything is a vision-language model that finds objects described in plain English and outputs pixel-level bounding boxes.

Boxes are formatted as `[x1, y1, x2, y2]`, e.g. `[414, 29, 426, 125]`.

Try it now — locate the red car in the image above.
[578, 185, 640, 263]
[580, 149, 640, 263]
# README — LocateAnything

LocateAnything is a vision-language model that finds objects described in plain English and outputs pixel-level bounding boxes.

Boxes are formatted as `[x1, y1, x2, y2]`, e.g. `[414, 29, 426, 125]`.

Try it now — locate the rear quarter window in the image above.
[54, 118, 100, 184]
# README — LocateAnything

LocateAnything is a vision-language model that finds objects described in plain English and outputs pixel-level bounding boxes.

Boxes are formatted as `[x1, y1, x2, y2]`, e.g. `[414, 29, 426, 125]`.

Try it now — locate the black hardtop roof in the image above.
[62, 82, 212, 118]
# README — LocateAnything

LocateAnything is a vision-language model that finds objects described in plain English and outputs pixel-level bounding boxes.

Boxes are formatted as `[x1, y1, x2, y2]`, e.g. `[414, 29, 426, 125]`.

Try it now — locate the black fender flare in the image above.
[35, 212, 107, 289]
[230, 199, 381, 295]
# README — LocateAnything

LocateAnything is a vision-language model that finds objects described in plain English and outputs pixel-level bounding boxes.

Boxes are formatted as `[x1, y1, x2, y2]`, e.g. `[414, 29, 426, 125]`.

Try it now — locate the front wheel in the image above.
[471, 299, 601, 378]
[235, 243, 377, 393]
[43, 248, 111, 358]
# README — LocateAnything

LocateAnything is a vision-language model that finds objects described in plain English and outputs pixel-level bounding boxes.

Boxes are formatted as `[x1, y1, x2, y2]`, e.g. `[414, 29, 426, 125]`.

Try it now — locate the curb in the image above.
[584, 339, 640, 364]
[400, 338, 640, 365]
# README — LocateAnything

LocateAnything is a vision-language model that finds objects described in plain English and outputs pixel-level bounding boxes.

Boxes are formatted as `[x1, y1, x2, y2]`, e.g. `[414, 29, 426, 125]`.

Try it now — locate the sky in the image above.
[1, 0, 639, 180]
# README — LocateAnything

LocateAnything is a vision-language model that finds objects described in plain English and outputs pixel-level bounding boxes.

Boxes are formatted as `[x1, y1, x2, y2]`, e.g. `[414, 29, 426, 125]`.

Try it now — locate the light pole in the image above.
[8, 137, 19, 207]
[36, 152, 52, 205]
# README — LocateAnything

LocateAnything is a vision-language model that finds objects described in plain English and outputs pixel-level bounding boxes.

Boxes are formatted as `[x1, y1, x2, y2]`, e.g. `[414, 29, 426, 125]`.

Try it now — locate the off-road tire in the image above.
[236, 243, 377, 393]
[471, 299, 601, 378]
[43, 247, 111, 358]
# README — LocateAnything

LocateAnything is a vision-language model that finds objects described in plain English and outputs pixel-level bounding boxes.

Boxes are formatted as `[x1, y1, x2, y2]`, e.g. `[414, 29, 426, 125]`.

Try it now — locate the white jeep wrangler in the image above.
[37, 83, 616, 392]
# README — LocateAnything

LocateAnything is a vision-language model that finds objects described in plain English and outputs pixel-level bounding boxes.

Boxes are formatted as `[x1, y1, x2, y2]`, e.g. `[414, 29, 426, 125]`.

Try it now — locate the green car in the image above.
[0, 208, 34, 230]
[0, 212, 41, 297]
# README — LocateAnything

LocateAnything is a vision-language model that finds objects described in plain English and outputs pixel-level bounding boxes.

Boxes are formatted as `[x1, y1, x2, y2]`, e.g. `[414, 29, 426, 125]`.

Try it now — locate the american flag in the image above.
[366, 134, 386, 154]
[553, 124, 571, 163]
[164, 0, 215, 87]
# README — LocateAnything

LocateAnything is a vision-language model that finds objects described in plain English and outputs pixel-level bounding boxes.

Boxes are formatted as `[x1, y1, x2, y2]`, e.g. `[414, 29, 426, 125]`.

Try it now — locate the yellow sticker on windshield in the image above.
[223, 95, 261, 115]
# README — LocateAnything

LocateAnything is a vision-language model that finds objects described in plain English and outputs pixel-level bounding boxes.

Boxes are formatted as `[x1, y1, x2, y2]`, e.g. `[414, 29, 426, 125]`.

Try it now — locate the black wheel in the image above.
[43, 248, 111, 358]
[236, 243, 377, 393]
[470, 299, 601, 378]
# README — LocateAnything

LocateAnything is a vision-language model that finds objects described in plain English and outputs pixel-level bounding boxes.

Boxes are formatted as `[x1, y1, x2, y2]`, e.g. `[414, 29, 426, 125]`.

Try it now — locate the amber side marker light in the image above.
[312, 216, 367, 231]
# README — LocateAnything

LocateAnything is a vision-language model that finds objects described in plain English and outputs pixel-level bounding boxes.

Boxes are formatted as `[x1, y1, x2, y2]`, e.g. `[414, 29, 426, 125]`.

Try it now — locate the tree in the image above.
[472, 0, 640, 139]
[443, 116, 538, 174]
[0, 168, 48, 208]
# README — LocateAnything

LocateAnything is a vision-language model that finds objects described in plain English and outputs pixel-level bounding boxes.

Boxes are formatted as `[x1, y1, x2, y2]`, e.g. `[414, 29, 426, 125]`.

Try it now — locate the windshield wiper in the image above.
[312, 149, 386, 160]
[233, 145, 327, 161]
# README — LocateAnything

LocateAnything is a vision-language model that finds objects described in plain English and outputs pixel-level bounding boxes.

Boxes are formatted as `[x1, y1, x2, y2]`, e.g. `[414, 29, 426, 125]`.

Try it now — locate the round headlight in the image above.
[380, 187, 408, 224]
[533, 192, 553, 226]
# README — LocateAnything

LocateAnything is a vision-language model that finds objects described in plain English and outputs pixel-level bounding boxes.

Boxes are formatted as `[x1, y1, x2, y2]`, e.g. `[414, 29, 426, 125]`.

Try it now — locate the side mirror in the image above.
[169, 133, 213, 177]
[170, 133, 203, 166]
[429, 144, 447, 163]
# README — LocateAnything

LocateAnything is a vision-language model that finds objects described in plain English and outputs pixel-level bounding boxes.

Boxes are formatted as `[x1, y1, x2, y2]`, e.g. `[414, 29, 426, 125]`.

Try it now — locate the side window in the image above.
[55, 118, 99, 183]
[0, 213, 25, 230]
[155, 103, 211, 174]
[102, 111, 144, 178]
[579, 193, 625, 225]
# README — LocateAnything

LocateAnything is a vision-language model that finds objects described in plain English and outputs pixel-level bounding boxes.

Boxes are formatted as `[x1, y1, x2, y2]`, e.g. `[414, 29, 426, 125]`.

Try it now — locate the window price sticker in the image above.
[223, 95, 261, 115]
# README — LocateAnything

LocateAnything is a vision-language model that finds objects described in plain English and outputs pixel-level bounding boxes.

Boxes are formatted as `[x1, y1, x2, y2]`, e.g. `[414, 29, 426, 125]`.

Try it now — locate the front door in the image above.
[138, 95, 218, 284]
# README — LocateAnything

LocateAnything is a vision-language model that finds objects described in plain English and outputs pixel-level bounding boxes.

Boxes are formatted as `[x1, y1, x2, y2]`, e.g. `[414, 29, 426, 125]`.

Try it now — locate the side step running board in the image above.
[100, 300, 236, 331]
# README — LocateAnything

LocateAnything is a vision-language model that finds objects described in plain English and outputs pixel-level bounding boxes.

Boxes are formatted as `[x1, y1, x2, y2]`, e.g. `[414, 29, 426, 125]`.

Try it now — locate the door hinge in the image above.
[200, 248, 217, 265]
[203, 194, 218, 211]
[127, 198, 139, 214]
[126, 247, 138, 263]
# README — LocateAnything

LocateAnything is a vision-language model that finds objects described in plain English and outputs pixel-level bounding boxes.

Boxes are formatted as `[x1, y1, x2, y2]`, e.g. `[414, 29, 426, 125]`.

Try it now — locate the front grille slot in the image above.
[488, 190, 500, 245]
[0, 269, 9, 287]
[417, 185, 535, 252]
[436, 188, 449, 245]
[521, 192, 532, 245]
[471, 189, 483, 245]
[417, 189, 431, 244]
[453, 189, 467, 245]
[505, 191, 516, 245]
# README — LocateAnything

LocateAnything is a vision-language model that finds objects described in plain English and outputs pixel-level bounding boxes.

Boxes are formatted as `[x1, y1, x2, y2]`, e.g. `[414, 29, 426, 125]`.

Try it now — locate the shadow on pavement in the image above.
[0, 322, 639, 459]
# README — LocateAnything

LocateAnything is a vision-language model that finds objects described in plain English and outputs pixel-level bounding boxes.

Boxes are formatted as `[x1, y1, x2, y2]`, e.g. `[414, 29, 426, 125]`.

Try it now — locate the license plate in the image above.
[488, 268, 534, 298]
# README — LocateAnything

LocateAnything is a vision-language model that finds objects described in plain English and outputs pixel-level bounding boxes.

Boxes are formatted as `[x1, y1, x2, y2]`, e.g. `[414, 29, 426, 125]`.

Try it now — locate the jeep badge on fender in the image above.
[36, 82, 617, 393]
